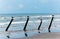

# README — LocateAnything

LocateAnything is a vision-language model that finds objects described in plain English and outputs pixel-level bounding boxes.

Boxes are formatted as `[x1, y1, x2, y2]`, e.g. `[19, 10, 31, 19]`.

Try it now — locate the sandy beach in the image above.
[19, 32, 60, 39]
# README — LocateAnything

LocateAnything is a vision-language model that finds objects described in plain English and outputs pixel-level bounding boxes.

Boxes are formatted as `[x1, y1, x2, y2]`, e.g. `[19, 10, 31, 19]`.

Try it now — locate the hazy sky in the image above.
[0, 0, 60, 14]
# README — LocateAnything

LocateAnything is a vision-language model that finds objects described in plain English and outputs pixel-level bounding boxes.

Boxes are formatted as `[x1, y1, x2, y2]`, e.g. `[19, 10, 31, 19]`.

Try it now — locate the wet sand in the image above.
[20, 32, 60, 39]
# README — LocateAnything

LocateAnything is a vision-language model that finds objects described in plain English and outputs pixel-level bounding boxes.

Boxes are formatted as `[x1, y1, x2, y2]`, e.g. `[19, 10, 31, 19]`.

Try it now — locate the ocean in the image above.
[0, 15, 60, 39]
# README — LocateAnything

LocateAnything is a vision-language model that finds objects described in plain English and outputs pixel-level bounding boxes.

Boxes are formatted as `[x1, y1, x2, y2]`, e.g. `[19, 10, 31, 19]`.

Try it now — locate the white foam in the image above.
[0, 20, 40, 25]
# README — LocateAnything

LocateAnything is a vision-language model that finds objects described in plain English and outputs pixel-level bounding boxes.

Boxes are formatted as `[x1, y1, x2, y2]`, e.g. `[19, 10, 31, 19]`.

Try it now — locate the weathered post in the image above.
[5, 17, 14, 38]
[38, 19, 42, 33]
[48, 15, 54, 32]
[23, 16, 29, 37]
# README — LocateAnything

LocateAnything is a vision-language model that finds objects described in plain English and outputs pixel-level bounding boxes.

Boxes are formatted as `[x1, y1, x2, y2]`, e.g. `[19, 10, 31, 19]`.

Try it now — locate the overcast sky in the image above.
[0, 0, 60, 14]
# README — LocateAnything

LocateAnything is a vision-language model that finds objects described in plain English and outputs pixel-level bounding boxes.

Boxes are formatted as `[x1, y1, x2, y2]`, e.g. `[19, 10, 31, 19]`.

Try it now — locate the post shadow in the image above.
[23, 16, 29, 37]
[48, 15, 54, 32]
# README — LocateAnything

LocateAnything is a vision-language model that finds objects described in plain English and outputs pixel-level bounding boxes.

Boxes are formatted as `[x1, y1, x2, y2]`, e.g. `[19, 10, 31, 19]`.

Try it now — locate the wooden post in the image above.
[38, 19, 42, 33]
[23, 16, 29, 37]
[5, 17, 14, 38]
[48, 15, 54, 32]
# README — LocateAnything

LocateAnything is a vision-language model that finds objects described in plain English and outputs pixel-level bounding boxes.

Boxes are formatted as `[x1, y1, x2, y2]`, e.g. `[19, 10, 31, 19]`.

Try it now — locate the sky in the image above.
[0, 0, 60, 14]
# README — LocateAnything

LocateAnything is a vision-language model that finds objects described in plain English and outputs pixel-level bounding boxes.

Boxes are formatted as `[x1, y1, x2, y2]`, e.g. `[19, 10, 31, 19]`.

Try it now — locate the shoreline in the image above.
[20, 32, 60, 39]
